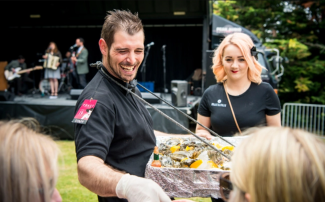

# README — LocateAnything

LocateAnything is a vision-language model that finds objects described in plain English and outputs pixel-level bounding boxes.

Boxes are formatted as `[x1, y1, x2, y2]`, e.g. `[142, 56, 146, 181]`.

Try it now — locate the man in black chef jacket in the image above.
[74, 10, 172, 202]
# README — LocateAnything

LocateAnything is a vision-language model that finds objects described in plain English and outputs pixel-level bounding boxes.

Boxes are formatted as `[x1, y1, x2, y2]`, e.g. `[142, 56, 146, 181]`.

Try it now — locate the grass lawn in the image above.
[56, 141, 211, 202]
[56, 141, 97, 202]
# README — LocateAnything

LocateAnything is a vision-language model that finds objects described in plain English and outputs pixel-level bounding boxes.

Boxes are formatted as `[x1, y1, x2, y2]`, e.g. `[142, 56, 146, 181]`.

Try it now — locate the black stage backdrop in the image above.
[138, 26, 202, 91]
[0, 25, 202, 92]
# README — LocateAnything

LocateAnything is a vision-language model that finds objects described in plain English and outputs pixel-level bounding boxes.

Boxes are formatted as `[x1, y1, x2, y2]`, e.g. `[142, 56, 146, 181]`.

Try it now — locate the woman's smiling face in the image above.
[222, 44, 249, 81]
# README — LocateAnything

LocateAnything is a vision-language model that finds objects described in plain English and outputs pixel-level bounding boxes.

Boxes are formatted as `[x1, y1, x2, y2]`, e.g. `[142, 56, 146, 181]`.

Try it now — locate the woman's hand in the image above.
[42, 55, 48, 59]
[56, 62, 60, 67]
[195, 114, 213, 140]
[196, 130, 214, 140]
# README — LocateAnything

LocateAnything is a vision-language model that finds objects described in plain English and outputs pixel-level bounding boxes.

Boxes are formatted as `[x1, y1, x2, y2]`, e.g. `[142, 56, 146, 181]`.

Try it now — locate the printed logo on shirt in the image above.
[211, 99, 226, 107]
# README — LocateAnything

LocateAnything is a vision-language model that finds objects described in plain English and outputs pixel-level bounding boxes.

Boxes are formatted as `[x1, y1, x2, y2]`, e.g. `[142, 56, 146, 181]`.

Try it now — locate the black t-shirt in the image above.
[198, 82, 281, 137]
[74, 69, 156, 202]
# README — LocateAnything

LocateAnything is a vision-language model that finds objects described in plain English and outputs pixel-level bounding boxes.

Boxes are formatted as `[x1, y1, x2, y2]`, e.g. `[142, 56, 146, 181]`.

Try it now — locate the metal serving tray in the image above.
[145, 136, 245, 198]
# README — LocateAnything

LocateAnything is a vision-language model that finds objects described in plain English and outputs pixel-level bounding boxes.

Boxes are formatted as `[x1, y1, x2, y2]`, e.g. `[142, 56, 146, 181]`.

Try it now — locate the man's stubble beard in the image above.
[106, 56, 139, 83]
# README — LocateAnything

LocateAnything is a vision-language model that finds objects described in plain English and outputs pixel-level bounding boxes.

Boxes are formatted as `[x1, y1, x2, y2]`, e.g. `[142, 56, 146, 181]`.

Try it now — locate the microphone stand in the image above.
[45, 48, 51, 68]
[140, 45, 152, 82]
[162, 45, 167, 93]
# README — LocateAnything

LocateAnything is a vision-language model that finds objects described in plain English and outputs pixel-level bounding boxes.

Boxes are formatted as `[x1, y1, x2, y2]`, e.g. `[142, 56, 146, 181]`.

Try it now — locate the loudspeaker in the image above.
[171, 80, 187, 107]
[0, 91, 15, 101]
[204, 50, 217, 91]
[70, 89, 83, 100]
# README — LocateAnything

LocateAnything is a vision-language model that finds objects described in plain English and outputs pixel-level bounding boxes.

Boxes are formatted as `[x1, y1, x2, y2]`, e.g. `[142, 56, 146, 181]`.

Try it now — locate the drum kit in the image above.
[38, 71, 70, 96]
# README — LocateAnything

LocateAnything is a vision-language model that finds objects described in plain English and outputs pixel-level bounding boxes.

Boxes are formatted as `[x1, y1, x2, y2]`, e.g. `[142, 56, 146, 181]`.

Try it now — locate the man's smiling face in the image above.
[106, 30, 145, 82]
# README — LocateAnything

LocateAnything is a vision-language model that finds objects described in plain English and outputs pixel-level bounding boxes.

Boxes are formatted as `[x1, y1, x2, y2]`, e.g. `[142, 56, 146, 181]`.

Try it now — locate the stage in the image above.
[0, 93, 200, 139]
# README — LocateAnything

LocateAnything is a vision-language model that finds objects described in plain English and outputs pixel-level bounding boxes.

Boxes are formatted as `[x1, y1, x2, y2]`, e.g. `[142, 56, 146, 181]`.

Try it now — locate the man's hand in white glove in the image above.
[116, 174, 171, 202]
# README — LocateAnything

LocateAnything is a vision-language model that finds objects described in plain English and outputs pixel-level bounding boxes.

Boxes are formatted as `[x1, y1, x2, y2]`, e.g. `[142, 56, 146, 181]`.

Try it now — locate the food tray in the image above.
[145, 136, 245, 198]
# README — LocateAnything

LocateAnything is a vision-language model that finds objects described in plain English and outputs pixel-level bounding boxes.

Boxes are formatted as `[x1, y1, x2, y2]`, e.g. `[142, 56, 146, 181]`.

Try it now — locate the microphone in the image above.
[70, 44, 77, 49]
[146, 42, 154, 47]
[161, 45, 166, 50]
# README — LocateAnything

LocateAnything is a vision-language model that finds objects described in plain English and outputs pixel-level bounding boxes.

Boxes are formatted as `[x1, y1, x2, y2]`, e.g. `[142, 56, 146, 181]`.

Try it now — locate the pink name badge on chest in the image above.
[72, 99, 98, 124]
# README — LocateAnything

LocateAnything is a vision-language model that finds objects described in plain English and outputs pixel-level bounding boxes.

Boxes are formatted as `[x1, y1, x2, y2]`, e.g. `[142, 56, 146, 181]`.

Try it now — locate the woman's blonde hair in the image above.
[212, 33, 264, 83]
[230, 127, 325, 202]
[0, 120, 59, 202]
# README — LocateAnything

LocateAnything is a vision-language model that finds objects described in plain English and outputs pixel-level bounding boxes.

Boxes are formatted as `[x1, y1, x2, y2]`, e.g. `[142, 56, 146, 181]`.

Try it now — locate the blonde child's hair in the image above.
[0, 120, 59, 202]
[230, 127, 325, 202]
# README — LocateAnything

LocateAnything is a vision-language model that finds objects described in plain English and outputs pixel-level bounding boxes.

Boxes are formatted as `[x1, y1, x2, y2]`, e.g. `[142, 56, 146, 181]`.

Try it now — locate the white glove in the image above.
[116, 174, 171, 202]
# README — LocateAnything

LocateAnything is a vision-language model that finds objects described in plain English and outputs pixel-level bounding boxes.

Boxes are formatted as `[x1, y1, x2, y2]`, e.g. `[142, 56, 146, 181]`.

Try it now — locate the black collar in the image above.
[99, 65, 137, 95]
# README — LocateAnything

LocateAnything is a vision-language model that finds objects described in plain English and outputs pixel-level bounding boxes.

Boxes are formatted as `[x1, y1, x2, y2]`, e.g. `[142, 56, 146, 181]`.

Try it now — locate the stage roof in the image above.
[212, 14, 262, 47]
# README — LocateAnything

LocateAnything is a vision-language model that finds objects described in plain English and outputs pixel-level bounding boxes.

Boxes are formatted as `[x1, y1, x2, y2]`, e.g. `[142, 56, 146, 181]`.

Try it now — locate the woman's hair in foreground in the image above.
[212, 33, 264, 83]
[0, 119, 59, 202]
[230, 127, 325, 202]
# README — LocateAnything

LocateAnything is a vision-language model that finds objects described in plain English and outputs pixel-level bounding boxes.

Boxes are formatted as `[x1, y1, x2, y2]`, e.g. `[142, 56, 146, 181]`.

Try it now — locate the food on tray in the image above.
[153, 137, 233, 170]
[189, 159, 203, 168]
[170, 145, 180, 153]
[221, 145, 234, 151]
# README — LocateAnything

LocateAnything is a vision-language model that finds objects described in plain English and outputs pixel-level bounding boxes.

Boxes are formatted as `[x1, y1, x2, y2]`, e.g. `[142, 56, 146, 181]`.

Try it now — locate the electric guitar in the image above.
[4, 66, 43, 81]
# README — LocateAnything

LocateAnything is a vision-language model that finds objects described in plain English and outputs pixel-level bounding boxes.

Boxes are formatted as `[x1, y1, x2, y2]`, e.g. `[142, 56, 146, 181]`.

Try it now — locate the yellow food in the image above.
[207, 160, 219, 168]
[222, 146, 234, 151]
[212, 143, 223, 149]
[190, 159, 203, 168]
[186, 146, 194, 151]
[181, 158, 188, 162]
[170, 146, 180, 153]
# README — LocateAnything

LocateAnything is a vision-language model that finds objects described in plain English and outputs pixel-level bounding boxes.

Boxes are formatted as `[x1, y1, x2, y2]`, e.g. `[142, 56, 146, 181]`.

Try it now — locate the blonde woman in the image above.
[0, 120, 62, 202]
[197, 33, 281, 139]
[175, 127, 325, 202]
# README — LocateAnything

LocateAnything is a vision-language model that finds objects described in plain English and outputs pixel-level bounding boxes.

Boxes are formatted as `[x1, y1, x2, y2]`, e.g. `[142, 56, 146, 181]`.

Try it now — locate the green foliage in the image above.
[264, 38, 325, 104]
[213, 1, 238, 21]
[213, 0, 325, 104]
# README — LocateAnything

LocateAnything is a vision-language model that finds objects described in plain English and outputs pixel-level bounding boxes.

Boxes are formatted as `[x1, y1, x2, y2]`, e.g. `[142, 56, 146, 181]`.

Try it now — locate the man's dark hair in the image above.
[18, 55, 25, 60]
[101, 10, 144, 52]
[77, 37, 85, 43]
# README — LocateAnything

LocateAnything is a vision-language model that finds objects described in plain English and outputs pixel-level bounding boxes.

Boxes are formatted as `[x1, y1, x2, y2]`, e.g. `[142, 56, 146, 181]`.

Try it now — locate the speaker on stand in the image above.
[171, 80, 188, 107]
[204, 50, 217, 91]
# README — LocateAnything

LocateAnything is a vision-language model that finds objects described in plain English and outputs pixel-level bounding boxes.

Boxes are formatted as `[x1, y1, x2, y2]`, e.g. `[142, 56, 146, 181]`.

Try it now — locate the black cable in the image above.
[91, 61, 231, 160]
[137, 82, 235, 147]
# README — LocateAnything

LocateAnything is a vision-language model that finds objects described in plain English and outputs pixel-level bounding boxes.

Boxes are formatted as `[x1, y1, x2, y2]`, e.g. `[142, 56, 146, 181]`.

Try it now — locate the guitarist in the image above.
[5, 55, 33, 95]
[71, 37, 89, 88]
